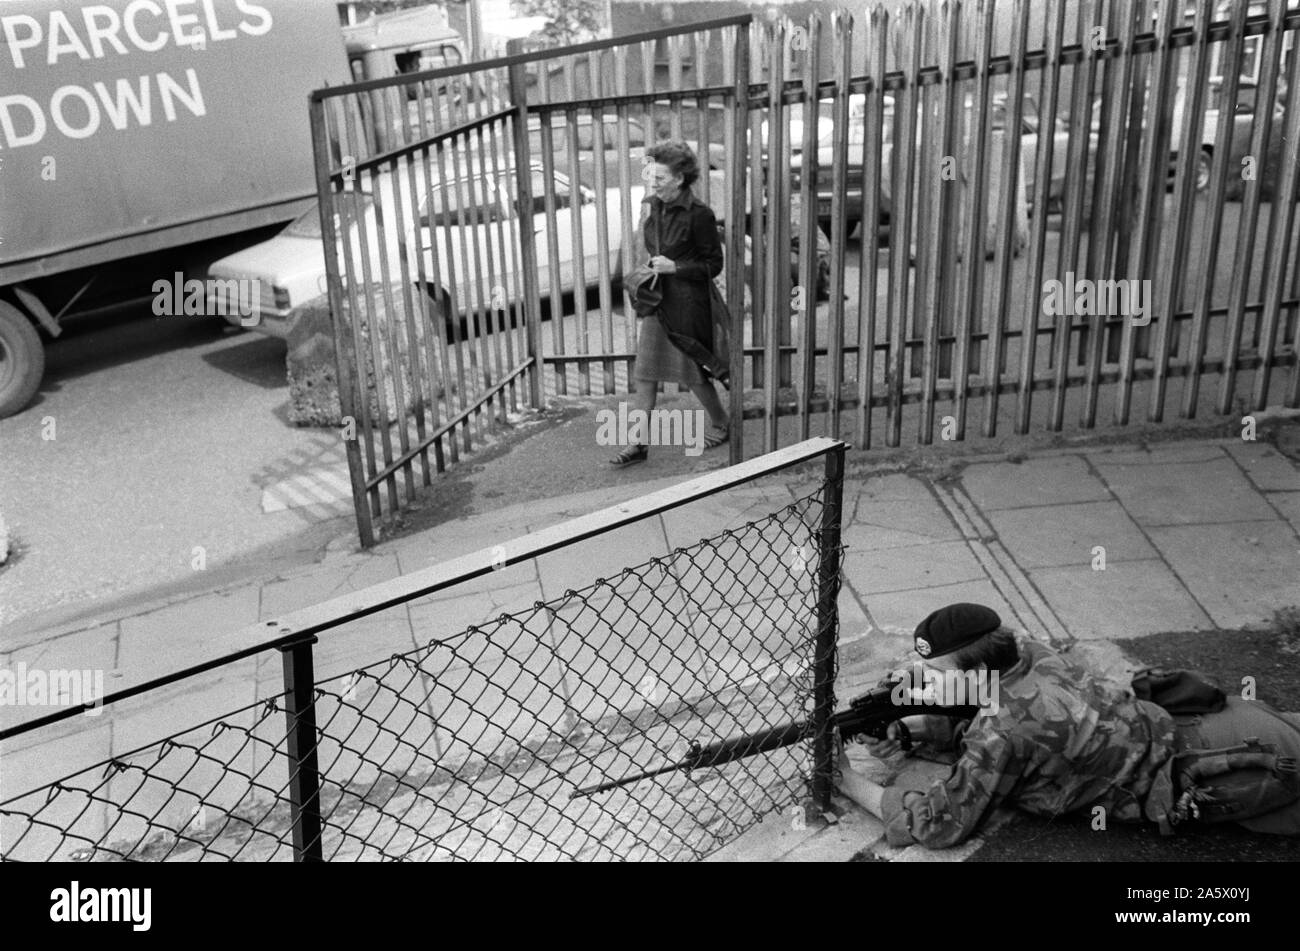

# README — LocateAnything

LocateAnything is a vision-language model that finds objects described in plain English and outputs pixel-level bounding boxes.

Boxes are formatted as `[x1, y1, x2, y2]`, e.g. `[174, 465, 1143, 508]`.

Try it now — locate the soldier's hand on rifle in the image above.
[862, 721, 907, 759]
[864, 715, 937, 758]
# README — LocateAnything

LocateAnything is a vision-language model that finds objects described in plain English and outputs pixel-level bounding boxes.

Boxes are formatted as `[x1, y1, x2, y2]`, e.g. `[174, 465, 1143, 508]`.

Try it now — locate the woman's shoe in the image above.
[609, 444, 648, 468]
[704, 424, 729, 449]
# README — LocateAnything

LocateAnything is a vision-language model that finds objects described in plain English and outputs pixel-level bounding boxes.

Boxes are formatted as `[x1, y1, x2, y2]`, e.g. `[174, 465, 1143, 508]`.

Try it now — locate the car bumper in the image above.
[215, 302, 291, 339]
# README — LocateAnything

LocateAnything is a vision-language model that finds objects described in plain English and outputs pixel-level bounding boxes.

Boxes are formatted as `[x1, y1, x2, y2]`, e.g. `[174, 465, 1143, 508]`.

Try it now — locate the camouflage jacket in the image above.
[880, 637, 1177, 848]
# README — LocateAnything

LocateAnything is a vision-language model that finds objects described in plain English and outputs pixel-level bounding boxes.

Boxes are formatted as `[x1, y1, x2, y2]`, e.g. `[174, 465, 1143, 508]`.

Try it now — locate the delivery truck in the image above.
[0, 0, 466, 418]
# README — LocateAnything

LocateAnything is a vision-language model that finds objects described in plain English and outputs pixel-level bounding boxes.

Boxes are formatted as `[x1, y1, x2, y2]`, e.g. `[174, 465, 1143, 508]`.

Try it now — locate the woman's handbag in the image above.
[628, 265, 662, 317]
[627, 202, 664, 317]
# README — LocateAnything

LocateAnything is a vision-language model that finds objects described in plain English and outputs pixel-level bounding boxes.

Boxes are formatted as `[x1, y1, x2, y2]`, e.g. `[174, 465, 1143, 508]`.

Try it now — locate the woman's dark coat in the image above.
[635, 189, 728, 380]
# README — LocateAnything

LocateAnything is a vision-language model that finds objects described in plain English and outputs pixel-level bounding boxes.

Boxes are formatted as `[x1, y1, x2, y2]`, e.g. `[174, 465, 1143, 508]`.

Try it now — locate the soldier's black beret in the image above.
[913, 603, 1002, 659]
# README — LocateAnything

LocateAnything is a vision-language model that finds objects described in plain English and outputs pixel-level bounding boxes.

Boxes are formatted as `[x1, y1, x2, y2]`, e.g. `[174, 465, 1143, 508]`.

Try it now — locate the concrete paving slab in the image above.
[835, 619, 917, 685]
[1088, 443, 1228, 466]
[0, 725, 113, 859]
[116, 585, 262, 686]
[843, 497, 964, 552]
[426, 658, 574, 758]
[391, 534, 541, 595]
[534, 517, 668, 600]
[659, 483, 803, 551]
[309, 694, 442, 813]
[986, 501, 1157, 568]
[960, 455, 1111, 511]
[702, 806, 821, 862]
[1092, 455, 1277, 526]
[408, 579, 544, 646]
[1267, 492, 1300, 535]
[1146, 522, 1300, 628]
[1027, 560, 1213, 639]
[1225, 442, 1300, 492]
[102, 667, 263, 850]
[112, 658, 260, 753]
[836, 588, 874, 644]
[686, 596, 814, 685]
[848, 472, 935, 507]
[0, 623, 118, 701]
[520, 472, 707, 523]
[843, 539, 987, 595]
[777, 807, 885, 861]
[259, 551, 404, 617]
[551, 586, 707, 723]
[3, 621, 116, 670]
[646, 526, 815, 624]
[857, 580, 1019, 640]
[306, 612, 421, 688]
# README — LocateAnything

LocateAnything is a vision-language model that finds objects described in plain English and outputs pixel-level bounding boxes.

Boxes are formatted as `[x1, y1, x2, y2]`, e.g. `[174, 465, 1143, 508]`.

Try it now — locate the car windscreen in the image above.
[419, 176, 509, 225]
[284, 195, 376, 238]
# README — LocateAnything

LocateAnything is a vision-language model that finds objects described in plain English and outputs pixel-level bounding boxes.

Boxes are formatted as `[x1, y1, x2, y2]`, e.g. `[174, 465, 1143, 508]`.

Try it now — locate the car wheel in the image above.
[0, 300, 44, 419]
[1195, 147, 1213, 192]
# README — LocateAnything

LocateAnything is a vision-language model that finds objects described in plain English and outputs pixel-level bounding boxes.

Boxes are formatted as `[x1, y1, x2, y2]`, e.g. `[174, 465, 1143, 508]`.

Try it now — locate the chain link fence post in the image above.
[279, 633, 324, 862]
[810, 443, 845, 813]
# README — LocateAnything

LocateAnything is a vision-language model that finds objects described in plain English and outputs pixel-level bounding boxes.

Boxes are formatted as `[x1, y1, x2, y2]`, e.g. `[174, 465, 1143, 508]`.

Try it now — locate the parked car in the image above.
[208, 159, 643, 337]
[778, 92, 1096, 234]
[1168, 78, 1286, 192]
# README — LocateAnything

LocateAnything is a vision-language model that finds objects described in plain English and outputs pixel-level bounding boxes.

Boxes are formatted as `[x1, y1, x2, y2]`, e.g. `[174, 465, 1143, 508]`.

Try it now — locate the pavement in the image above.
[1, 405, 1298, 862]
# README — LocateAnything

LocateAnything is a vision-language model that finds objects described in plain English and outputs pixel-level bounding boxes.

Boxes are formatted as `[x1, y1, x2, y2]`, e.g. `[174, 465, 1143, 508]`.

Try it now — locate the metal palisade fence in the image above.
[309, 2, 1300, 546]
[0, 439, 846, 862]
[308, 15, 752, 547]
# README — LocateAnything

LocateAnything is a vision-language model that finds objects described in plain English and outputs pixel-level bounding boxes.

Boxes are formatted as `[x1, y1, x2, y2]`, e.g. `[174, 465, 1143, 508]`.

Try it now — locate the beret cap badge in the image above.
[913, 603, 1002, 660]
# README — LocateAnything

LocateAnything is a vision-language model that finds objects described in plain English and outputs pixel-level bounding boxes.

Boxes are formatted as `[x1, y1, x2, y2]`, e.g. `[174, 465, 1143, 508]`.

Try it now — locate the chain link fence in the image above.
[1, 446, 845, 861]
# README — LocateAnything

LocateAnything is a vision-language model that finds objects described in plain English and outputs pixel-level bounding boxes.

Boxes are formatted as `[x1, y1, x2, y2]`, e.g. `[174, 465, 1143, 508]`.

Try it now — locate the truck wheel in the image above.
[0, 300, 44, 419]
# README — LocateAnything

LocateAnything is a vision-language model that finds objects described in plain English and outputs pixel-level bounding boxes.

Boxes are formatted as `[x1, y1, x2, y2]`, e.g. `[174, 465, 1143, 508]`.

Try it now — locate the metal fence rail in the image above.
[0, 439, 846, 862]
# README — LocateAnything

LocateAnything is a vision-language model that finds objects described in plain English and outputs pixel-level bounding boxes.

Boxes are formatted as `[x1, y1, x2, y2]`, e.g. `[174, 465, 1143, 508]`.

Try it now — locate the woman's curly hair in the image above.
[646, 139, 701, 189]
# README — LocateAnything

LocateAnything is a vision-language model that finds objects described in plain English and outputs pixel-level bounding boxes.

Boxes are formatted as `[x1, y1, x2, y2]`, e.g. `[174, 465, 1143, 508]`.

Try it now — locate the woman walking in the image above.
[610, 139, 730, 468]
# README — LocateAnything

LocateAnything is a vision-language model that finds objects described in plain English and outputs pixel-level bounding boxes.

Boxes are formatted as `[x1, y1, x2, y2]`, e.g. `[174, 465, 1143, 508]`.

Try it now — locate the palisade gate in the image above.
[308, 1, 1300, 546]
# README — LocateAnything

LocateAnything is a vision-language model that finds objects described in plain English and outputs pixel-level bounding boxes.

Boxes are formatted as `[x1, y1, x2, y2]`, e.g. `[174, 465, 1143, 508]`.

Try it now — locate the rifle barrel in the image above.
[569, 721, 810, 799]
[569, 761, 689, 799]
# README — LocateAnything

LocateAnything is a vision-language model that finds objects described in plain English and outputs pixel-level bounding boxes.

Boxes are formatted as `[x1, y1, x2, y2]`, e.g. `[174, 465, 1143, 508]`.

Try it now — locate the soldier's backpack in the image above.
[1130, 667, 1226, 715]
[1145, 738, 1300, 834]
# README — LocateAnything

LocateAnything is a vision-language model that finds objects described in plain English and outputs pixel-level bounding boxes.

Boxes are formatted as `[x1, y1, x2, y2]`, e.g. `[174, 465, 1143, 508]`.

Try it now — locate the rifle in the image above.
[570, 680, 982, 799]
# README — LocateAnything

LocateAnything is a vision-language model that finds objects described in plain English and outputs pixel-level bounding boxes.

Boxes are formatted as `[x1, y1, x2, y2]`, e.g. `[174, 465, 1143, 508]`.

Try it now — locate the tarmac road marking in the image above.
[262, 469, 355, 514]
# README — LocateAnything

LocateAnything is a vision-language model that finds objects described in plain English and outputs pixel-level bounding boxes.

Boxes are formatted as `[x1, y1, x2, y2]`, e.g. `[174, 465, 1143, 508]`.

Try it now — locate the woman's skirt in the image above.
[633, 313, 705, 385]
